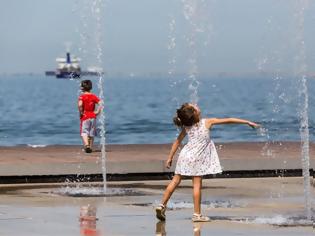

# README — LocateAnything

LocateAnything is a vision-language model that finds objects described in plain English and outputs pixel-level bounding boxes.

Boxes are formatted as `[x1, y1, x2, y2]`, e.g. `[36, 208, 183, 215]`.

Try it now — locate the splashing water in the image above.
[55, 186, 142, 197]
[168, 16, 176, 76]
[250, 215, 312, 226]
[256, 12, 287, 158]
[181, 0, 214, 104]
[294, 0, 312, 220]
[257, 0, 312, 219]
[168, 14, 183, 140]
[182, 0, 200, 104]
[92, 0, 107, 193]
[168, 15, 179, 109]
[76, 0, 90, 61]
[299, 75, 311, 220]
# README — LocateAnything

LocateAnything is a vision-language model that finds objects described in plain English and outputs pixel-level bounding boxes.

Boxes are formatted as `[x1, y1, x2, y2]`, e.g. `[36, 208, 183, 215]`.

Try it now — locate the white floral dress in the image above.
[175, 119, 222, 176]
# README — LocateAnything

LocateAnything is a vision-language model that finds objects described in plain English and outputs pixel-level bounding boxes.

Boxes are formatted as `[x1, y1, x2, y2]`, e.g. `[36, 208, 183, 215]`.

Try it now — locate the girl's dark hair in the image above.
[173, 103, 200, 127]
[81, 80, 92, 92]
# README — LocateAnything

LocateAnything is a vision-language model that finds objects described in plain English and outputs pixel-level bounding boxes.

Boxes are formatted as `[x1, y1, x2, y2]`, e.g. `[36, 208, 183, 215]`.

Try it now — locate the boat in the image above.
[45, 52, 101, 79]
[45, 52, 81, 78]
[55, 52, 81, 78]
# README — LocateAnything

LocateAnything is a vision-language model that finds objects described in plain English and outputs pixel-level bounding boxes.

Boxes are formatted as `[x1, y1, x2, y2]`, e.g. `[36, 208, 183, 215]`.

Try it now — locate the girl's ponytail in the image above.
[173, 116, 182, 127]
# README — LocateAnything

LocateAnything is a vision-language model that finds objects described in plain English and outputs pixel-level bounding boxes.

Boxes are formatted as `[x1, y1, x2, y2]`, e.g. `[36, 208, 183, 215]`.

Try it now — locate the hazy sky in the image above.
[1, 0, 315, 77]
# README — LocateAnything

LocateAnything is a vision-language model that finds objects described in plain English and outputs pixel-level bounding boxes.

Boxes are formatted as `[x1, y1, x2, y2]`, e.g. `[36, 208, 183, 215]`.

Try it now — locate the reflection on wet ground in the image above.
[0, 178, 314, 235]
[155, 221, 206, 236]
[80, 205, 100, 236]
[155, 221, 166, 236]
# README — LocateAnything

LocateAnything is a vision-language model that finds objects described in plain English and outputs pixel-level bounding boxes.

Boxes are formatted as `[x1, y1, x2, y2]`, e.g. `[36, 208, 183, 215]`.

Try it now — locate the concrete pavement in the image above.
[0, 142, 314, 183]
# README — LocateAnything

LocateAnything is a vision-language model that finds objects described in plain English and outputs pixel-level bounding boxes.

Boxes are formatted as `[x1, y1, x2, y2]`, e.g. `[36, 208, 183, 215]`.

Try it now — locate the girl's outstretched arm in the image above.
[165, 129, 186, 169]
[205, 118, 259, 129]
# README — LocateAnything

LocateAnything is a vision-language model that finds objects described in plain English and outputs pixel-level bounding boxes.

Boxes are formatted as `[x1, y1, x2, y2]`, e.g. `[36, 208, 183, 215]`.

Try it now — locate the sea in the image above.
[0, 75, 314, 146]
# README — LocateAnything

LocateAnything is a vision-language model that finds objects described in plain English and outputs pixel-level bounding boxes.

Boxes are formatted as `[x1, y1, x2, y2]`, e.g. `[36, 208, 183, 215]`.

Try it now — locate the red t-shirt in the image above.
[79, 93, 100, 121]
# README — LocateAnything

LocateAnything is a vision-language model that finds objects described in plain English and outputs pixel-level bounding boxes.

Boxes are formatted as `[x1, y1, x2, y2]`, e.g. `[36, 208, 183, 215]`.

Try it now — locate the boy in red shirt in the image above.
[78, 80, 102, 153]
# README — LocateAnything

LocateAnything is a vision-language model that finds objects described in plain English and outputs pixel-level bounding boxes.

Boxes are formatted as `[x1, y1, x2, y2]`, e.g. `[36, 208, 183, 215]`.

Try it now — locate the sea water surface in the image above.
[0, 75, 314, 146]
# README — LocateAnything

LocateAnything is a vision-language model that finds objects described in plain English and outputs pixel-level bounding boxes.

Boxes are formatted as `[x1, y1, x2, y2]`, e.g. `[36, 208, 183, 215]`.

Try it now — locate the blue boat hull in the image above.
[56, 72, 81, 79]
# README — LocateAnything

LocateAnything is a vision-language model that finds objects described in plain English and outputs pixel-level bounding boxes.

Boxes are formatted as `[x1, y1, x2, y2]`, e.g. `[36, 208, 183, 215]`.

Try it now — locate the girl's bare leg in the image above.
[161, 174, 182, 206]
[192, 176, 202, 214]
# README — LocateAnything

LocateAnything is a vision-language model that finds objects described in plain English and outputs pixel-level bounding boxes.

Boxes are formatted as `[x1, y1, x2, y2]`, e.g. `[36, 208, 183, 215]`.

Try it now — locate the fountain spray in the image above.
[294, 0, 312, 221]
[92, 0, 107, 193]
[182, 0, 200, 104]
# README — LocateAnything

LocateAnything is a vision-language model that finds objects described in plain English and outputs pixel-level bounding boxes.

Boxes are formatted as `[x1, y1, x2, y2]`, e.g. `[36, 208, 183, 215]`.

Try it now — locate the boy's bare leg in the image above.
[88, 137, 94, 149]
[82, 135, 92, 153]
[161, 174, 182, 206]
[192, 176, 202, 214]
[81, 135, 89, 147]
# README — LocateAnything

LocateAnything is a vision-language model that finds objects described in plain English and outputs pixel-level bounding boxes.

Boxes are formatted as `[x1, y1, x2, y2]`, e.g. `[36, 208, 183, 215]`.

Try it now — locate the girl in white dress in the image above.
[156, 103, 259, 222]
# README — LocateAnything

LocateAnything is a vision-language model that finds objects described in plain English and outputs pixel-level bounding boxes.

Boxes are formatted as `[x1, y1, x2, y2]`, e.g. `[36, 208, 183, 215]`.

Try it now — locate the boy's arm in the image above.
[94, 101, 103, 116]
[78, 100, 84, 118]
[205, 118, 259, 129]
[165, 129, 186, 169]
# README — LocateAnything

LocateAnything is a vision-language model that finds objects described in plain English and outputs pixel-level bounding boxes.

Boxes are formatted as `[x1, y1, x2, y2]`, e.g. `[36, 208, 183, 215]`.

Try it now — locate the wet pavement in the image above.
[0, 177, 314, 235]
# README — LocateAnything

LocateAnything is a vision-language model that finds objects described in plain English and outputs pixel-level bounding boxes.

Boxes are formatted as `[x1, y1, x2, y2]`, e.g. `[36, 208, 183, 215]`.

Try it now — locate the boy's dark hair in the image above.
[173, 103, 200, 127]
[81, 80, 92, 92]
